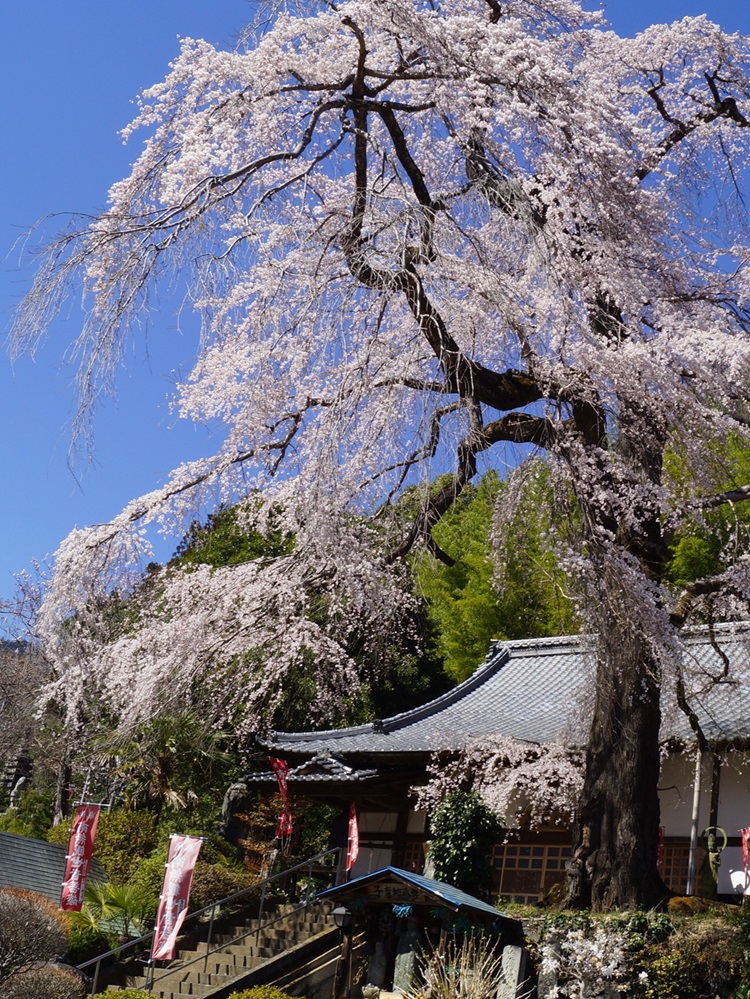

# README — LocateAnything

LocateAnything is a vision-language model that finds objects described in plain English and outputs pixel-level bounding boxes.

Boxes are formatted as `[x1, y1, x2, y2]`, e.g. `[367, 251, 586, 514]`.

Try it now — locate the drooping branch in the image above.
[636, 66, 749, 182]
[365, 400, 465, 503]
[386, 399, 485, 562]
[465, 133, 548, 231]
[339, 94, 548, 416]
[386, 402, 564, 563]
[674, 664, 709, 754]
[78, 397, 332, 551]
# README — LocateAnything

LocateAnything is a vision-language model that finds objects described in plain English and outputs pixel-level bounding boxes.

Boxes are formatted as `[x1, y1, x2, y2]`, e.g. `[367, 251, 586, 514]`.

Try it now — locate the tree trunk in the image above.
[52, 753, 72, 828]
[563, 395, 671, 910]
[565, 629, 669, 909]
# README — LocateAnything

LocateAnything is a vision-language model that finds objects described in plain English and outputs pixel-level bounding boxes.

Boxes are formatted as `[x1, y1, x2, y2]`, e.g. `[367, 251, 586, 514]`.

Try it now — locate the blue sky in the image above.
[1, 0, 749, 611]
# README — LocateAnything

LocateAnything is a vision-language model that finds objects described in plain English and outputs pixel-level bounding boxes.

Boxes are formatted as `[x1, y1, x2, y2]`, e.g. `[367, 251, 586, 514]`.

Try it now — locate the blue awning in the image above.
[316, 866, 520, 930]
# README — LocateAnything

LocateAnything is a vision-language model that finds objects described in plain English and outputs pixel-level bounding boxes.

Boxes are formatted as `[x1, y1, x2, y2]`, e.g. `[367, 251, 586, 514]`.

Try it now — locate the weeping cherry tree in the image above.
[11, 0, 750, 909]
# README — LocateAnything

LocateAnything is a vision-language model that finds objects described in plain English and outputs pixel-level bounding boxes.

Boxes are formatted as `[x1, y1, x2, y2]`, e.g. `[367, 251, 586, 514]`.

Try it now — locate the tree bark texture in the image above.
[566, 631, 668, 909]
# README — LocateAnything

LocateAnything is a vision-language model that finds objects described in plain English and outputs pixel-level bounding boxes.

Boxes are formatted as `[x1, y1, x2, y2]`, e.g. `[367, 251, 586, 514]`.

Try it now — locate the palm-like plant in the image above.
[92, 711, 234, 816]
[72, 881, 157, 940]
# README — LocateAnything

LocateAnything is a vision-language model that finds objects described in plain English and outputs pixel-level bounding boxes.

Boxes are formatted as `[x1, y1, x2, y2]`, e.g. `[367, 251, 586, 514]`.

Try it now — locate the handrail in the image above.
[145, 885, 334, 994]
[79, 847, 343, 995]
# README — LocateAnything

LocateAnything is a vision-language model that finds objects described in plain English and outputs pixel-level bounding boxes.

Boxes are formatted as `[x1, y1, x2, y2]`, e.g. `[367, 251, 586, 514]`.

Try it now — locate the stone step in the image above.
[104, 903, 334, 996]
[175, 951, 248, 975]
[178, 944, 258, 963]
[211, 941, 273, 959]
[128, 977, 212, 998]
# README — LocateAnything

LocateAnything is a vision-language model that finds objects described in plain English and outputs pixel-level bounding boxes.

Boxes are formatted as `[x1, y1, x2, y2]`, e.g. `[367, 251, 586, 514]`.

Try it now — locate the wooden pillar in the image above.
[709, 751, 721, 830]
[333, 928, 353, 999]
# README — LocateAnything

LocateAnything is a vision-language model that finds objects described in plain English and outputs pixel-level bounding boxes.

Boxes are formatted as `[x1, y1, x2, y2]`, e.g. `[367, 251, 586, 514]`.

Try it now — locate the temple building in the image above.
[241, 627, 750, 902]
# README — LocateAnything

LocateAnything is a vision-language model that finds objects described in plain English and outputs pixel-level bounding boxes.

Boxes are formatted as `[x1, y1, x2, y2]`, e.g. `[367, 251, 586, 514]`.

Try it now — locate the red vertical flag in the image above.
[151, 835, 203, 961]
[60, 804, 101, 911]
[277, 808, 294, 838]
[346, 802, 359, 872]
[270, 758, 289, 799]
[742, 827, 750, 889]
[270, 757, 293, 838]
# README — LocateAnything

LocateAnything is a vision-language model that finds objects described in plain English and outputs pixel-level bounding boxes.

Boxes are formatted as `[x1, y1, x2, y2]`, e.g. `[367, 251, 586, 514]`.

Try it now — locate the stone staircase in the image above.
[101, 901, 340, 999]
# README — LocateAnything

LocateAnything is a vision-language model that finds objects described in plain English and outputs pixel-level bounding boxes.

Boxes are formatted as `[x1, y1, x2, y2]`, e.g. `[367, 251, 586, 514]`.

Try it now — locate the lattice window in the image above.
[661, 840, 690, 894]
[399, 838, 425, 873]
[492, 841, 571, 903]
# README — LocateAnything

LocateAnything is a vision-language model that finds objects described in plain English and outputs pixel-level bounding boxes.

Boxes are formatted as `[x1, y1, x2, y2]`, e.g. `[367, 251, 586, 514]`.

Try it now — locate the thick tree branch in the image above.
[386, 400, 485, 562]
[699, 482, 750, 511]
[387, 403, 564, 563]
[669, 572, 746, 628]
[636, 69, 749, 182]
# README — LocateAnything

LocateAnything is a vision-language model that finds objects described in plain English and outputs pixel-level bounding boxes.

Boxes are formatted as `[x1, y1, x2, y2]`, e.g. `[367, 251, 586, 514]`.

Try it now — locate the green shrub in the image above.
[189, 859, 255, 909]
[638, 948, 701, 999]
[636, 912, 745, 999]
[72, 880, 158, 938]
[128, 844, 253, 913]
[92, 809, 159, 884]
[532, 908, 745, 999]
[67, 923, 114, 965]
[227, 987, 296, 999]
[0, 784, 55, 839]
[428, 791, 502, 898]
[198, 832, 249, 867]
[46, 820, 73, 846]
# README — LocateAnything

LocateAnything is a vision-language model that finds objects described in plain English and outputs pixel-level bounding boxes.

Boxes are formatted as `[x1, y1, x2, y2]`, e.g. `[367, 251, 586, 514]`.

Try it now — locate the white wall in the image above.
[659, 751, 709, 838]
[351, 846, 393, 877]
[358, 812, 398, 833]
[659, 749, 750, 896]
[350, 812, 398, 877]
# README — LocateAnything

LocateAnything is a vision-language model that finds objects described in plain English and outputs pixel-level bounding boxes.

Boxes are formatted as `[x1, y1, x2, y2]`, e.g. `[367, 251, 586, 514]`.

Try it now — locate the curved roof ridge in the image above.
[261, 644, 510, 745]
[502, 633, 592, 653]
[381, 645, 510, 733]
[500, 624, 750, 654]
[681, 621, 750, 640]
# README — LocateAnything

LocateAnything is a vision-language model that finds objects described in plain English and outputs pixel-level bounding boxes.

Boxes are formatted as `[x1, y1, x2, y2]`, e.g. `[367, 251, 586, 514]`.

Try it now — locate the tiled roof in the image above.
[0, 831, 106, 904]
[244, 754, 379, 786]
[262, 636, 592, 756]
[262, 627, 750, 757]
[316, 865, 521, 928]
[665, 628, 750, 742]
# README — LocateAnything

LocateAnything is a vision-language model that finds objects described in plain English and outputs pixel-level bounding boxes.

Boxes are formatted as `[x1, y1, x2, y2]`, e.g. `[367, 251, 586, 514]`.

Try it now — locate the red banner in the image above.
[276, 808, 294, 839]
[151, 835, 203, 961]
[742, 828, 750, 888]
[270, 758, 289, 800]
[60, 804, 101, 911]
[270, 758, 293, 839]
[346, 802, 359, 872]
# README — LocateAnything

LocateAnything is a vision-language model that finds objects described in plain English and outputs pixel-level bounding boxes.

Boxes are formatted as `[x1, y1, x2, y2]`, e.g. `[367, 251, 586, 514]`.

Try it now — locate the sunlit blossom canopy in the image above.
[11, 0, 750, 733]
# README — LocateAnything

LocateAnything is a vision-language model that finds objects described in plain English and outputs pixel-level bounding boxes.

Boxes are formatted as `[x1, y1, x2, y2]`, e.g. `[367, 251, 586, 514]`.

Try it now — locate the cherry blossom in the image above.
[11, 0, 750, 907]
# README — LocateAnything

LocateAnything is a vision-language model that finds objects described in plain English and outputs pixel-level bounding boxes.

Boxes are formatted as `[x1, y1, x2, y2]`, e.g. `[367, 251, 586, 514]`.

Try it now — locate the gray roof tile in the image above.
[263, 628, 750, 757]
[0, 831, 106, 904]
